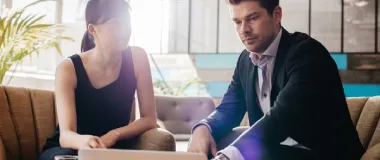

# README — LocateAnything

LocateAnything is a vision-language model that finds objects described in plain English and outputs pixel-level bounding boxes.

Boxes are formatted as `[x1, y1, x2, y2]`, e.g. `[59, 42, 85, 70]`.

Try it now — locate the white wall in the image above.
[168, 0, 189, 53]
[218, 0, 245, 53]
[168, 0, 244, 53]
[280, 0, 309, 33]
[311, 0, 341, 52]
[190, 0, 218, 53]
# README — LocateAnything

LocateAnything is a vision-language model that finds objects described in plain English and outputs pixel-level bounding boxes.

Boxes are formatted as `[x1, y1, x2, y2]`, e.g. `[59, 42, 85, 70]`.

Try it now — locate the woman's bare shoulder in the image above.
[130, 46, 148, 57]
[55, 56, 78, 88]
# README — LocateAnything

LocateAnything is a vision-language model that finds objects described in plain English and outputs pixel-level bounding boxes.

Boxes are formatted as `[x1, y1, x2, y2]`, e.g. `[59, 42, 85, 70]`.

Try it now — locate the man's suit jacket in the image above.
[199, 28, 364, 159]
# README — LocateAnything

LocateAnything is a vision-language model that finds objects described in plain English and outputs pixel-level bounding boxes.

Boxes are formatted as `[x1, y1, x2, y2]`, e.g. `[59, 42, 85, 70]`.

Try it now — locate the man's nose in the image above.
[240, 22, 252, 34]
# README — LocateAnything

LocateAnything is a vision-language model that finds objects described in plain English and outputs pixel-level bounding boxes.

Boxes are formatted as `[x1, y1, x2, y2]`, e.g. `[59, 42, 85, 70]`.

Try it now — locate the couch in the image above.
[217, 96, 380, 159]
[154, 96, 217, 151]
[0, 86, 175, 160]
[154, 96, 252, 152]
[155, 96, 216, 141]
[155, 96, 249, 138]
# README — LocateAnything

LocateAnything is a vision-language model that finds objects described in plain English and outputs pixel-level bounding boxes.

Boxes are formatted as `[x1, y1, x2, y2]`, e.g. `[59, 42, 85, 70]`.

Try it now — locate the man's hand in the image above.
[187, 125, 217, 157]
[100, 130, 120, 148]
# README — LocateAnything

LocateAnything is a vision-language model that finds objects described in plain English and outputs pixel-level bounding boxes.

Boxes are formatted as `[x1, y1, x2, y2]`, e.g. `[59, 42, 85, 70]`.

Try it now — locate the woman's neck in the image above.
[92, 46, 122, 70]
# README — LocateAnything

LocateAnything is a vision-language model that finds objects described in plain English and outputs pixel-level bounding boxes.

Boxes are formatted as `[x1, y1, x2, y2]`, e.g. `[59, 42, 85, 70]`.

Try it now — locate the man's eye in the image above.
[234, 21, 242, 25]
[250, 17, 258, 21]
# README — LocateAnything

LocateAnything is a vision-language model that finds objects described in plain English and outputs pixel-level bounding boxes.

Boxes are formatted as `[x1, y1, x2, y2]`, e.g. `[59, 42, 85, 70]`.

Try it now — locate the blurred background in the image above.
[1, 0, 380, 103]
[0, 0, 379, 153]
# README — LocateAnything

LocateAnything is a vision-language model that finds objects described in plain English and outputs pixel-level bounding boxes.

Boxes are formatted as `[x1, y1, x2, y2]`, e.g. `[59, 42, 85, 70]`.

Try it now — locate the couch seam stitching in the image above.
[366, 98, 380, 149]
[355, 99, 368, 127]
[3, 87, 22, 159]
[28, 89, 40, 158]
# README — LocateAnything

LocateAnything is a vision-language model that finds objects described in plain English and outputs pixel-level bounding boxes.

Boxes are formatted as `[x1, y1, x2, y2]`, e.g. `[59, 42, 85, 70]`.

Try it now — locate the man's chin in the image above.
[244, 44, 266, 53]
[244, 46, 258, 53]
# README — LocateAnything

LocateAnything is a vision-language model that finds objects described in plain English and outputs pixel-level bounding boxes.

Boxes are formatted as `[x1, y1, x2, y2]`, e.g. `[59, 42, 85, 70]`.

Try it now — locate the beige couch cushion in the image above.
[29, 89, 57, 153]
[155, 96, 215, 134]
[347, 96, 380, 150]
[0, 136, 6, 160]
[361, 143, 380, 160]
[0, 86, 28, 159]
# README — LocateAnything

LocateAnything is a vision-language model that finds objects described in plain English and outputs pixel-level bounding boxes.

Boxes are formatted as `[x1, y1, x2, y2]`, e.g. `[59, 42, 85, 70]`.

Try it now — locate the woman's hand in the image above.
[100, 130, 120, 148]
[80, 135, 107, 149]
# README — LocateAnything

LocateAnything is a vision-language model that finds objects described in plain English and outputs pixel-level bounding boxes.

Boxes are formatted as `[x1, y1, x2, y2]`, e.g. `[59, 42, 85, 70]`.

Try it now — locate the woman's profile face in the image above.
[91, 14, 132, 52]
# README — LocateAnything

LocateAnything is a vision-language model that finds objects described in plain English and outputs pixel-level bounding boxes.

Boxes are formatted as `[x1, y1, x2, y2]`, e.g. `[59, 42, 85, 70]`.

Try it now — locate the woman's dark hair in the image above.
[81, 0, 131, 52]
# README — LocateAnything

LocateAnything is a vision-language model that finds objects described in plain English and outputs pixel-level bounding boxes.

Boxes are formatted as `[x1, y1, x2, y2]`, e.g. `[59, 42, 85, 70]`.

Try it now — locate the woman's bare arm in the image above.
[111, 46, 157, 141]
[56, 59, 102, 150]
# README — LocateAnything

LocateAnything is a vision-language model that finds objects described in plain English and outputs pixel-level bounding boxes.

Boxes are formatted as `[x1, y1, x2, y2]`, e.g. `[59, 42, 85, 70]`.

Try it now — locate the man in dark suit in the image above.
[187, 0, 364, 159]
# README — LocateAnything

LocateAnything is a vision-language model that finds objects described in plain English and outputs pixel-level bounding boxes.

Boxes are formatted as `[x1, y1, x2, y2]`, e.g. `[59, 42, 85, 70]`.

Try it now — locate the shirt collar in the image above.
[249, 28, 282, 66]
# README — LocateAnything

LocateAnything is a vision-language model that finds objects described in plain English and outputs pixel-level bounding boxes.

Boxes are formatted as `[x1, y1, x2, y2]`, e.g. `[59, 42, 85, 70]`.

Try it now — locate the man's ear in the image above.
[273, 6, 282, 24]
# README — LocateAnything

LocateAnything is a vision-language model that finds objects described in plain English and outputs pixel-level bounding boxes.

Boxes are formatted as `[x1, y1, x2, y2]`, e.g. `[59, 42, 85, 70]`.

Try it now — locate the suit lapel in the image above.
[270, 28, 291, 106]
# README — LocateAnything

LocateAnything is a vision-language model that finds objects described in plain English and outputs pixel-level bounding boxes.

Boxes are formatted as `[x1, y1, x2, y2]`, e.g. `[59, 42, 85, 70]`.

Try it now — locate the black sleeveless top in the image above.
[42, 47, 136, 150]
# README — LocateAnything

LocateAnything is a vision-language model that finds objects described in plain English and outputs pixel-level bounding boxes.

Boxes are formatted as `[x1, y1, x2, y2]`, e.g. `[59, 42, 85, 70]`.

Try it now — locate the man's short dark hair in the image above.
[226, 0, 279, 16]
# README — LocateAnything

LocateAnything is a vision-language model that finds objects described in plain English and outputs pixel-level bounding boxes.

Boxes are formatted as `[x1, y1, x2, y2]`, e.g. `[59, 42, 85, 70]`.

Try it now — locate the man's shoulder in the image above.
[286, 31, 329, 58]
[288, 32, 325, 50]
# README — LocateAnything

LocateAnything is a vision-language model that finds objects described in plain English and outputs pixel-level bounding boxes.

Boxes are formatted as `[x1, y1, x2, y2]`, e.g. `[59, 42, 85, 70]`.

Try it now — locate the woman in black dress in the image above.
[39, 0, 157, 159]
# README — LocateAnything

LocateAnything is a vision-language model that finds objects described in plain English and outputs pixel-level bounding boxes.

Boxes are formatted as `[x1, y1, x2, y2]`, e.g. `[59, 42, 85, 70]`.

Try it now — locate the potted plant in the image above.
[0, 0, 73, 84]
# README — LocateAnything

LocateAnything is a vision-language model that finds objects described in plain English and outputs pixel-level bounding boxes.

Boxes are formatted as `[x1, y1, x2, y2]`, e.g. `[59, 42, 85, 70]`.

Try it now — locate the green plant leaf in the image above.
[1, 13, 19, 47]
[0, 18, 4, 29]
[35, 50, 40, 57]
[4, 24, 11, 44]
[54, 43, 62, 56]
[26, 15, 45, 27]
[12, 14, 22, 35]
[16, 13, 32, 34]
[20, 14, 38, 30]
[29, 24, 53, 29]
[57, 36, 75, 42]
[0, 0, 73, 84]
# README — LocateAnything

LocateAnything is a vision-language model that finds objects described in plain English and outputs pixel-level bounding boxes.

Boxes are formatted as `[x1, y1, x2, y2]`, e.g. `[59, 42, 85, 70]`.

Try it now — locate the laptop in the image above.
[78, 148, 208, 160]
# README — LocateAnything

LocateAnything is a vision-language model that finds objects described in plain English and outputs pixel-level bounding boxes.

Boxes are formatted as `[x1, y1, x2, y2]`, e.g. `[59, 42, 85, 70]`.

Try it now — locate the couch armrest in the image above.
[361, 143, 380, 160]
[133, 128, 176, 151]
[0, 136, 6, 160]
[216, 127, 248, 151]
